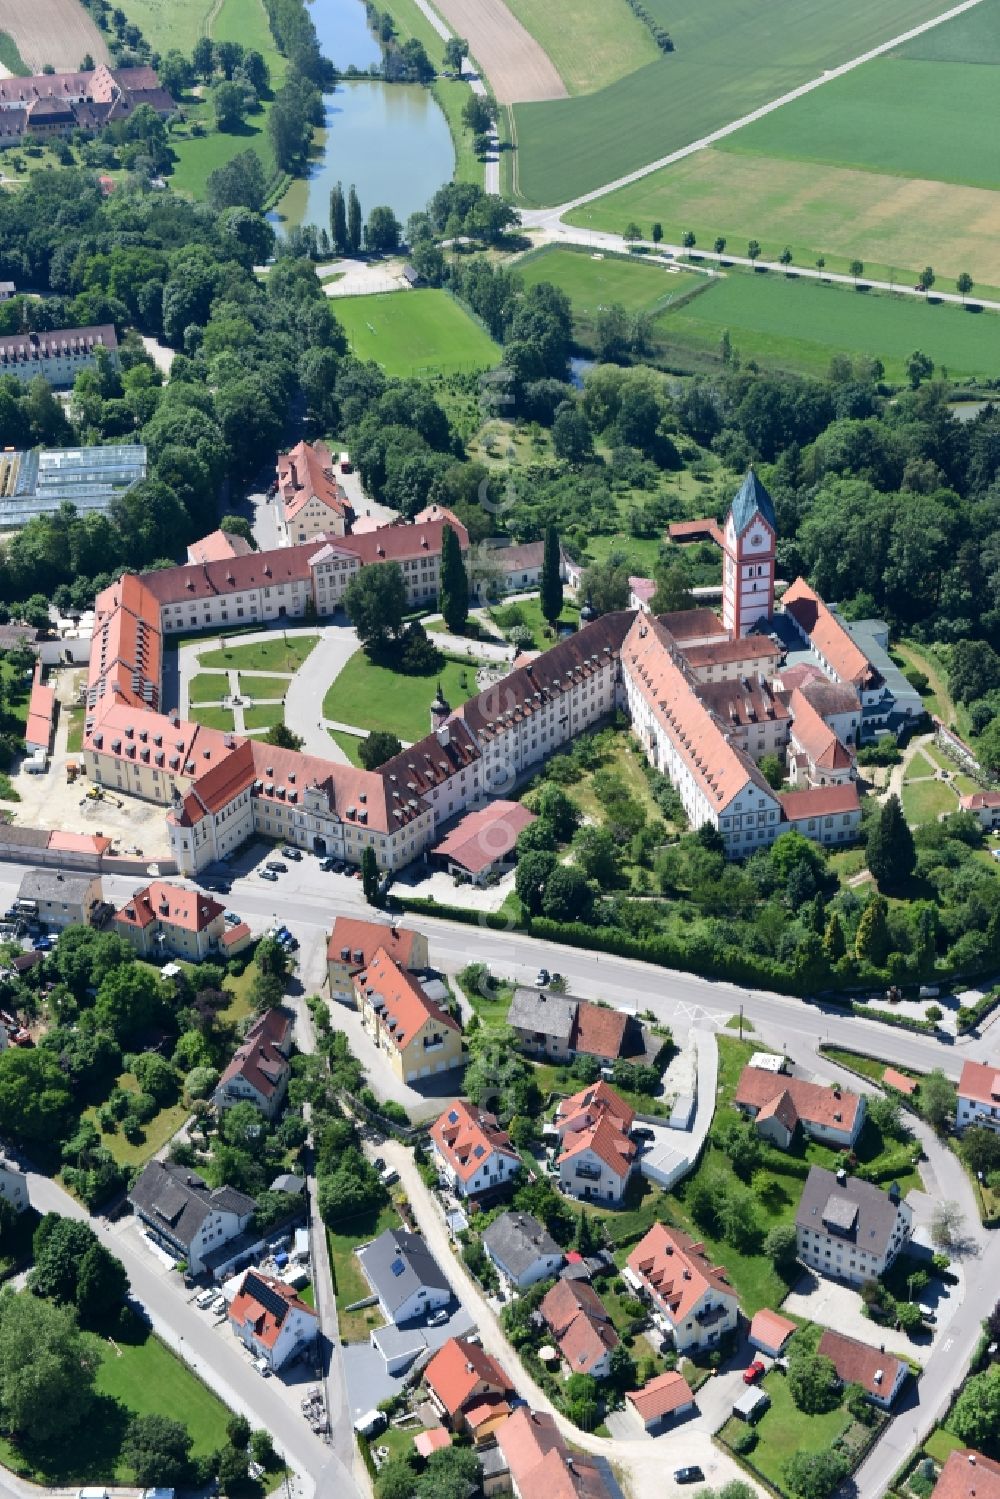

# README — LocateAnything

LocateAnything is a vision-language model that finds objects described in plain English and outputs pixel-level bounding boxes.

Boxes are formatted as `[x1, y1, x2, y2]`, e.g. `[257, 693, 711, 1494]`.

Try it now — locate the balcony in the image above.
[574, 1164, 602, 1183]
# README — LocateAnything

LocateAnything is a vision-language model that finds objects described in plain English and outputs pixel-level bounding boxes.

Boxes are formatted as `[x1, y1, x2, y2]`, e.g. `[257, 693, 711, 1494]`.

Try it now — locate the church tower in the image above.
[722, 468, 777, 639]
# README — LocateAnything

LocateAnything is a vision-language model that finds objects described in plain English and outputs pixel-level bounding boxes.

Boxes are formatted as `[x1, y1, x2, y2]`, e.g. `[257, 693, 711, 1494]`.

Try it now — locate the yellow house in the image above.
[353, 947, 463, 1083]
[327, 916, 429, 1004]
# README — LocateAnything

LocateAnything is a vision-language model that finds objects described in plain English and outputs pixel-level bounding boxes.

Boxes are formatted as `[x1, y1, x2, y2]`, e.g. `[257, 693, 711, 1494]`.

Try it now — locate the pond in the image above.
[271, 0, 455, 233]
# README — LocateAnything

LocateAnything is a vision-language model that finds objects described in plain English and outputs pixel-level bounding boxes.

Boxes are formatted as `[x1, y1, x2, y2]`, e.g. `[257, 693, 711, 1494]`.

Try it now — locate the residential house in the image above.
[795, 1168, 913, 1286]
[424, 1336, 514, 1445]
[470, 539, 546, 601]
[0, 324, 118, 387]
[129, 1160, 256, 1276]
[959, 791, 1000, 832]
[625, 1370, 696, 1432]
[113, 880, 227, 961]
[748, 1308, 797, 1358]
[429, 1100, 521, 1200]
[540, 1279, 619, 1380]
[496, 1408, 613, 1499]
[356, 1227, 451, 1325]
[431, 800, 536, 884]
[213, 1009, 293, 1120]
[786, 687, 855, 788]
[482, 1212, 564, 1290]
[0, 1154, 27, 1214]
[957, 1059, 1000, 1133]
[817, 1329, 907, 1409]
[733, 1065, 865, 1150]
[187, 529, 254, 565]
[554, 1082, 637, 1205]
[326, 916, 428, 1004]
[354, 948, 463, 1083]
[625, 1223, 739, 1354]
[776, 785, 863, 847]
[932, 1450, 1000, 1499]
[507, 989, 577, 1062]
[16, 870, 102, 929]
[275, 440, 353, 544]
[24, 665, 55, 753]
[227, 1268, 318, 1370]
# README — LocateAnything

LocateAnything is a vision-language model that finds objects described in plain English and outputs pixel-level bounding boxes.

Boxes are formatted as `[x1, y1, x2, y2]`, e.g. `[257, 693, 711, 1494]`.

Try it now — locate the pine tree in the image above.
[330, 180, 347, 256]
[439, 523, 468, 634]
[866, 793, 916, 890]
[855, 893, 891, 967]
[347, 185, 362, 255]
[823, 911, 846, 962]
[361, 845, 379, 905]
[540, 524, 563, 626]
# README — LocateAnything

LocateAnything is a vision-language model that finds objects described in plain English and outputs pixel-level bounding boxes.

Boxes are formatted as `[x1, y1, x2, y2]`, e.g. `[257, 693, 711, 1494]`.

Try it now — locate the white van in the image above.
[195, 1288, 217, 1309]
[79, 1489, 110, 1499]
[354, 1409, 386, 1439]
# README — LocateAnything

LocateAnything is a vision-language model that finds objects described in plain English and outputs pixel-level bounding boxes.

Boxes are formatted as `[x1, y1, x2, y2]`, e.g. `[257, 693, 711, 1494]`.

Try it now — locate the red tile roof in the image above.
[186, 529, 254, 564]
[355, 947, 460, 1053]
[656, 607, 727, 641]
[680, 635, 782, 669]
[882, 1067, 917, 1097]
[216, 1009, 292, 1101]
[430, 1100, 519, 1185]
[817, 1329, 904, 1400]
[413, 1429, 451, 1457]
[960, 791, 1000, 812]
[749, 1308, 797, 1353]
[228, 1269, 316, 1350]
[782, 578, 878, 689]
[734, 1065, 863, 1137]
[433, 800, 536, 875]
[558, 1109, 636, 1180]
[541, 1280, 618, 1376]
[555, 1081, 634, 1134]
[778, 784, 861, 821]
[627, 1224, 736, 1326]
[327, 917, 423, 971]
[958, 1059, 1000, 1108]
[696, 676, 790, 730]
[629, 576, 656, 604]
[277, 441, 352, 524]
[26, 673, 55, 749]
[497, 1409, 611, 1499]
[789, 688, 853, 771]
[570, 1002, 629, 1062]
[932, 1450, 1000, 1499]
[47, 830, 112, 856]
[424, 1337, 511, 1417]
[312, 516, 469, 568]
[141, 542, 320, 607]
[115, 880, 224, 933]
[626, 1370, 695, 1422]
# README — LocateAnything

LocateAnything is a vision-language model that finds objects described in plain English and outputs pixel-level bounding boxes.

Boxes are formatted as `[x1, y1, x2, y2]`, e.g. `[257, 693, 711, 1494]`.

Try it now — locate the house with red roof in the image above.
[276, 440, 353, 544]
[424, 1337, 514, 1445]
[625, 1224, 739, 1353]
[777, 784, 863, 847]
[186, 529, 254, 565]
[540, 1279, 619, 1380]
[213, 1009, 293, 1119]
[113, 879, 226, 961]
[817, 1328, 907, 1409]
[227, 1268, 318, 1370]
[959, 790, 1000, 831]
[625, 1369, 696, 1431]
[787, 687, 855, 788]
[354, 947, 463, 1083]
[326, 916, 428, 1003]
[430, 1100, 521, 1200]
[749, 1308, 797, 1357]
[554, 1081, 637, 1205]
[734, 1064, 865, 1150]
[432, 800, 536, 884]
[932, 1449, 1000, 1499]
[496, 1408, 613, 1499]
[957, 1059, 1000, 1133]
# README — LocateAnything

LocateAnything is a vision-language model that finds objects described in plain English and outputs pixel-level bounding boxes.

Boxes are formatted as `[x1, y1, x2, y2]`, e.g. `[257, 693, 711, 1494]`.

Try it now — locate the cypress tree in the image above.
[347, 185, 362, 255]
[439, 523, 468, 634]
[823, 910, 846, 962]
[540, 524, 563, 626]
[361, 845, 379, 905]
[867, 793, 916, 890]
[855, 893, 891, 967]
[330, 180, 347, 256]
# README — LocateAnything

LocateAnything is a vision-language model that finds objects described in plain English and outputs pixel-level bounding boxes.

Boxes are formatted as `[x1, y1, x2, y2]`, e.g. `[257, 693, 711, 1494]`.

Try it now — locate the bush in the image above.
[730, 1425, 758, 1455]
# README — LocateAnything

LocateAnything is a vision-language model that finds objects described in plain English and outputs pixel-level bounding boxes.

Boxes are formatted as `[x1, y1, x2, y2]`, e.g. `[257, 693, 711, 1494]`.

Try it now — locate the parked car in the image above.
[380, 1167, 399, 1187]
[319, 857, 337, 872]
[674, 1469, 704, 1486]
[919, 1304, 936, 1322]
[195, 1289, 217, 1309]
[265, 860, 287, 873]
[32, 936, 53, 951]
[535, 968, 550, 987]
[428, 1307, 450, 1327]
[280, 846, 302, 861]
[251, 1356, 272, 1377]
[259, 869, 279, 882]
[743, 1360, 766, 1385]
[224, 911, 241, 925]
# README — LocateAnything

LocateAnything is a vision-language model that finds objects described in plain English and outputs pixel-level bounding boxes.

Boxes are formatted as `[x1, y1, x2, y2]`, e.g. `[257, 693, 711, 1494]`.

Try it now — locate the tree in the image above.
[651, 222, 662, 244]
[0, 1292, 99, 1443]
[715, 1118, 762, 1181]
[896, 1300, 924, 1334]
[918, 265, 936, 292]
[788, 1350, 841, 1414]
[784, 1450, 849, 1499]
[816, 255, 826, 273]
[855, 893, 891, 967]
[682, 230, 696, 249]
[439, 522, 468, 633]
[651, 560, 694, 615]
[764, 1223, 799, 1271]
[552, 405, 593, 462]
[122, 1413, 193, 1486]
[747, 240, 761, 263]
[537, 783, 580, 841]
[443, 36, 468, 69]
[94, 963, 170, 1044]
[540, 524, 563, 626]
[31, 1215, 96, 1304]
[780, 247, 793, 266]
[193, 34, 215, 80]
[920, 1069, 955, 1134]
[515, 849, 556, 917]
[758, 752, 784, 791]
[227, 1413, 252, 1449]
[213, 79, 246, 131]
[714, 235, 727, 255]
[849, 259, 864, 284]
[623, 222, 643, 243]
[359, 730, 403, 770]
[347, 185, 362, 254]
[930, 1199, 964, 1250]
[906, 350, 934, 389]
[361, 845, 380, 905]
[951, 1366, 1000, 1448]
[330, 180, 348, 255]
[957, 271, 974, 304]
[344, 562, 406, 654]
[867, 1093, 905, 1142]
[867, 794, 916, 889]
[462, 93, 496, 136]
[365, 205, 401, 254]
[822, 910, 846, 963]
[0, 1047, 75, 1144]
[76, 1240, 129, 1327]
[541, 865, 593, 924]
[159, 50, 193, 98]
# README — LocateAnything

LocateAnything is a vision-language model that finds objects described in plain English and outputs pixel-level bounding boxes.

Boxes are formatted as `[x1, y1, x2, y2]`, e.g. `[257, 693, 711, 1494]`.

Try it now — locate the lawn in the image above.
[906, 751, 937, 780]
[188, 704, 237, 732]
[237, 673, 293, 699]
[489, 595, 580, 649]
[567, 730, 678, 835]
[819, 1045, 917, 1086]
[332, 291, 500, 378]
[0, 1318, 230, 1482]
[923, 1426, 967, 1464]
[188, 672, 229, 704]
[902, 777, 958, 826]
[115, 0, 215, 53]
[243, 704, 284, 731]
[504, 0, 659, 94]
[82, 1072, 190, 1169]
[327, 1203, 400, 1343]
[200, 635, 319, 673]
[510, 0, 958, 204]
[895, 640, 955, 726]
[65, 706, 85, 754]
[329, 728, 365, 767]
[323, 653, 479, 743]
[719, 1366, 852, 1491]
[642, 268, 1000, 382]
[517, 246, 704, 316]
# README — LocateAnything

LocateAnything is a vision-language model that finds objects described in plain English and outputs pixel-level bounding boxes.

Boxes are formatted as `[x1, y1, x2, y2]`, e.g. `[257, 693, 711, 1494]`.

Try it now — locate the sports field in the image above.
[516, 247, 705, 317]
[655, 270, 1000, 381]
[332, 290, 500, 376]
[503, 0, 659, 95]
[508, 0, 960, 204]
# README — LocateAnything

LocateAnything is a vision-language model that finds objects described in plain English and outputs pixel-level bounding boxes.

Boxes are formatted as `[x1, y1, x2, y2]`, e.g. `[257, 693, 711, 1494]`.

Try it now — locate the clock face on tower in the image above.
[751, 533, 762, 545]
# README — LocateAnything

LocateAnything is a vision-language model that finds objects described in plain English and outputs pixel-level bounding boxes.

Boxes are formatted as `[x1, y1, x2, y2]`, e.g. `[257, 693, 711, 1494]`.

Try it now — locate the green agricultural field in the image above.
[896, 2, 1000, 62]
[504, 0, 659, 94]
[510, 0, 959, 204]
[516, 246, 704, 318]
[722, 58, 1000, 192]
[652, 269, 1000, 381]
[323, 653, 479, 743]
[0, 31, 28, 74]
[115, 0, 215, 54]
[333, 290, 500, 377]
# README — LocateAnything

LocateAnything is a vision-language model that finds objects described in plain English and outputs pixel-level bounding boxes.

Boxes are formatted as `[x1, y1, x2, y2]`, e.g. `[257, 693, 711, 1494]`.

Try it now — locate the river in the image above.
[271, 0, 455, 234]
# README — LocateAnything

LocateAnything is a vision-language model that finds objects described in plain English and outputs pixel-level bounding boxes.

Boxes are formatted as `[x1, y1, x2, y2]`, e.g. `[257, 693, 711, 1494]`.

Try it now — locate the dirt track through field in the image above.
[0, 0, 108, 70]
[431, 0, 567, 103]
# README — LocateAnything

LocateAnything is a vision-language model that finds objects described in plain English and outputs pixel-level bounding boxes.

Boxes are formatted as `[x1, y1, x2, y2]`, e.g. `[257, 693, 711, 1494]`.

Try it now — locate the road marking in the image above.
[942, 1338, 954, 1352]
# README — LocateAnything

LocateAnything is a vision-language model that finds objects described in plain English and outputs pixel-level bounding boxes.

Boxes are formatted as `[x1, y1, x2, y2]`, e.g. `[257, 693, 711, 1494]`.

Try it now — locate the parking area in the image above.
[781, 1264, 955, 1366]
[341, 1302, 475, 1419]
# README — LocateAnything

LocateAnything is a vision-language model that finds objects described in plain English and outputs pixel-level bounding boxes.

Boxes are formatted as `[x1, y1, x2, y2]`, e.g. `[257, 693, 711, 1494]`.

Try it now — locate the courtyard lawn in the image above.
[720, 1366, 852, 1490]
[906, 751, 937, 780]
[322, 653, 479, 743]
[568, 731, 678, 835]
[329, 729, 365, 767]
[511, 0, 958, 205]
[923, 1427, 967, 1464]
[200, 635, 319, 674]
[504, 0, 659, 94]
[65, 706, 85, 754]
[489, 595, 579, 650]
[327, 1203, 400, 1343]
[188, 704, 236, 732]
[242, 704, 284, 731]
[332, 291, 501, 378]
[902, 777, 958, 826]
[236, 673, 292, 700]
[187, 672, 229, 704]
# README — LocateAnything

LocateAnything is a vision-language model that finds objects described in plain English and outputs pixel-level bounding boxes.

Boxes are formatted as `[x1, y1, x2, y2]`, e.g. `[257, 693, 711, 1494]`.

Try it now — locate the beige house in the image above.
[275, 440, 352, 544]
[113, 880, 226, 961]
[353, 947, 463, 1083]
[16, 870, 102, 929]
[326, 917, 428, 1004]
[213, 1009, 293, 1119]
[555, 1081, 637, 1205]
[796, 1168, 913, 1286]
[626, 1223, 739, 1354]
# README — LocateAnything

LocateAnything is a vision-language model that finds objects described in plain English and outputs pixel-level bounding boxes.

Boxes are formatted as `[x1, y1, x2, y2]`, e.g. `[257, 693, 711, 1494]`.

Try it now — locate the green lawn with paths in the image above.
[906, 751, 937, 780]
[200, 635, 319, 673]
[188, 672, 229, 703]
[237, 673, 292, 699]
[489, 595, 580, 649]
[329, 729, 365, 767]
[323, 653, 479, 743]
[511, 0, 959, 204]
[332, 291, 501, 378]
[188, 704, 237, 732]
[902, 777, 957, 826]
[242, 704, 284, 731]
[516, 246, 705, 316]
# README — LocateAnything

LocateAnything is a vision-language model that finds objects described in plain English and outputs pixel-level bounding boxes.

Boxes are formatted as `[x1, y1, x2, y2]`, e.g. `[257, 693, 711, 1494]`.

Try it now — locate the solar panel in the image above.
[243, 1271, 289, 1322]
[390, 1257, 406, 1278]
[473, 1145, 484, 1158]
[447, 1110, 459, 1124]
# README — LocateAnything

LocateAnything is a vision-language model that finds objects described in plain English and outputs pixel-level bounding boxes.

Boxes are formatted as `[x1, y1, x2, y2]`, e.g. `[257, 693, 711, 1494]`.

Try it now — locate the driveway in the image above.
[782, 1270, 939, 1366]
[341, 1304, 474, 1419]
